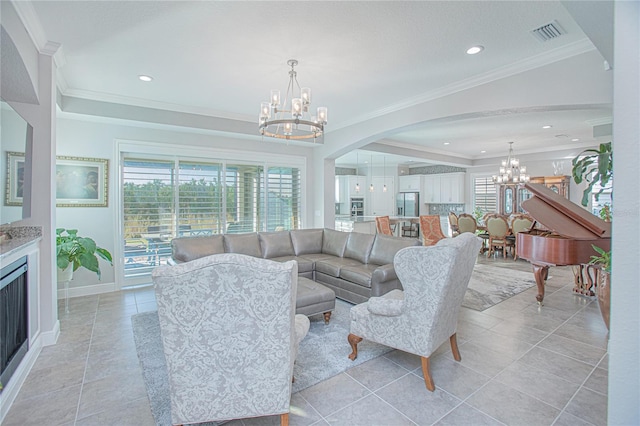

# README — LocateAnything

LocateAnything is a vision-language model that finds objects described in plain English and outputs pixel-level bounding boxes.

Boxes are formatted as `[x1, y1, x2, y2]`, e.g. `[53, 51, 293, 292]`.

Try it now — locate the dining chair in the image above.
[375, 216, 393, 235]
[447, 211, 459, 236]
[456, 213, 477, 234]
[486, 214, 511, 258]
[510, 215, 534, 260]
[419, 215, 447, 246]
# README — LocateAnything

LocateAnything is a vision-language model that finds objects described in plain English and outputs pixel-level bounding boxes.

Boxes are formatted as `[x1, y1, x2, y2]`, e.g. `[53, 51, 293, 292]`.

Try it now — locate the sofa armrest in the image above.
[372, 264, 397, 283]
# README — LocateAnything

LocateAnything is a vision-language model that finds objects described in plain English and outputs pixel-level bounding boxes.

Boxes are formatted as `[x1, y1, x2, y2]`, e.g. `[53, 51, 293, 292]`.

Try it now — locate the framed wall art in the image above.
[5, 152, 109, 207]
[55, 156, 109, 207]
[5, 151, 26, 206]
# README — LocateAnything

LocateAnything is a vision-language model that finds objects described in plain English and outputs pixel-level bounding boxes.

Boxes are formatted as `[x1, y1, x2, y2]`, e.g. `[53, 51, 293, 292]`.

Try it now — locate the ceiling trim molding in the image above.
[12, 1, 67, 69]
[332, 39, 597, 131]
[60, 89, 255, 123]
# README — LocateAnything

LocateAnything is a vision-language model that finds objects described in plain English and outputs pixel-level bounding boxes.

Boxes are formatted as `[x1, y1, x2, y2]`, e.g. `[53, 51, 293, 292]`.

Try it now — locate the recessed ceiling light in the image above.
[571, 138, 580, 142]
[443, 142, 450, 145]
[542, 125, 552, 129]
[480, 150, 486, 153]
[138, 75, 153, 82]
[466, 45, 484, 55]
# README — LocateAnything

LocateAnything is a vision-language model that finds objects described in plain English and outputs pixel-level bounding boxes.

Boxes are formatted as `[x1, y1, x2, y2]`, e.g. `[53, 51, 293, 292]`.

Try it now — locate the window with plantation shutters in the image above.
[473, 176, 497, 214]
[266, 166, 301, 231]
[122, 155, 301, 280]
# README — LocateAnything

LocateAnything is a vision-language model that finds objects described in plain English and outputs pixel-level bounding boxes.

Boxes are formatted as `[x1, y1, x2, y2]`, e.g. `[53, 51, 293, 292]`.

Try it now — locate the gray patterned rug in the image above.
[463, 263, 537, 311]
[131, 299, 391, 426]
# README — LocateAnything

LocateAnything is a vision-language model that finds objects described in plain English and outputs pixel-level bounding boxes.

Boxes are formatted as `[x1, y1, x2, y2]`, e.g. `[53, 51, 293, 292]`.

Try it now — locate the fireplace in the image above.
[0, 256, 29, 389]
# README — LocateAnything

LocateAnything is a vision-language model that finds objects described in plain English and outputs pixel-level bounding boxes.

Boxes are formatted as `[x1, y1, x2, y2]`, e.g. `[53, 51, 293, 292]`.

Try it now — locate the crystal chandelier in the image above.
[259, 59, 327, 142]
[492, 142, 530, 184]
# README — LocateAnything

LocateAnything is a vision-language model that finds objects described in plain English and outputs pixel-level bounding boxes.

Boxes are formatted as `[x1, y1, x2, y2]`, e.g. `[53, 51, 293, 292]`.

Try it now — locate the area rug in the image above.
[462, 263, 537, 311]
[132, 299, 391, 426]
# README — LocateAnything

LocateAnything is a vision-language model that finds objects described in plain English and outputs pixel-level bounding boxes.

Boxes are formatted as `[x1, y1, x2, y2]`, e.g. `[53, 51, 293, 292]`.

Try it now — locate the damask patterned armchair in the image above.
[347, 233, 482, 392]
[152, 253, 310, 426]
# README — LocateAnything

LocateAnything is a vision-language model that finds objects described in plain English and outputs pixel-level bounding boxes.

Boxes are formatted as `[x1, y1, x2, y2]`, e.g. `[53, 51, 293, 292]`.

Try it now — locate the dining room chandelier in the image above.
[492, 142, 530, 184]
[259, 59, 327, 142]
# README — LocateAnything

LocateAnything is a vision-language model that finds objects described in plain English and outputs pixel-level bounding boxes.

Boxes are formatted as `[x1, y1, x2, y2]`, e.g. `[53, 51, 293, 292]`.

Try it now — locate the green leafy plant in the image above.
[589, 244, 611, 273]
[598, 203, 612, 222]
[56, 228, 113, 279]
[571, 142, 612, 207]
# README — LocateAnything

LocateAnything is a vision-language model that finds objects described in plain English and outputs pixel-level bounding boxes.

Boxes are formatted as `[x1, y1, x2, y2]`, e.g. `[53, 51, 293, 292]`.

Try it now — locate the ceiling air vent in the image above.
[531, 20, 566, 42]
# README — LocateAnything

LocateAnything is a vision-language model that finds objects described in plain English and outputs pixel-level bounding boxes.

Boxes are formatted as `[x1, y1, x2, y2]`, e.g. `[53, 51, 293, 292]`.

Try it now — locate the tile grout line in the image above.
[71, 296, 99, 425]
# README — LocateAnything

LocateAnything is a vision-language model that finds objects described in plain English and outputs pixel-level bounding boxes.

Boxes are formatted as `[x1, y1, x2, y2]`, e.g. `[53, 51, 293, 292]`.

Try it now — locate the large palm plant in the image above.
[571, 141, 613, 207]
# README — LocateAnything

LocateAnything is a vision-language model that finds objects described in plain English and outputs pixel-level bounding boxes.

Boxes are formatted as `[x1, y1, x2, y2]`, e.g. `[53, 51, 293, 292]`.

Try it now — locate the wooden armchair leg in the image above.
[449, 333, 461, 361]
[348, 333, 363, 360]
[323, 311, 332, 324]
[280, 413, 289, 426]
[420, 356, 435, 392]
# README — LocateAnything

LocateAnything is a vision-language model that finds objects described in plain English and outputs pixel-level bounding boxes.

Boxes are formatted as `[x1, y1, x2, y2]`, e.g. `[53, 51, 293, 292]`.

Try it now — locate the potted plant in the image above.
[56, 228, 113, 282]
[571, 141, 613, 207]
[572, 143, 613, 329]
[589, 245, 611, 329]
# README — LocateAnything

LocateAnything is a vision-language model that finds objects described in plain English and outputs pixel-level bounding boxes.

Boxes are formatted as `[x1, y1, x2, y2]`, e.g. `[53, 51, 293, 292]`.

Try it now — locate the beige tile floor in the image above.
[3, 255, 609, 426]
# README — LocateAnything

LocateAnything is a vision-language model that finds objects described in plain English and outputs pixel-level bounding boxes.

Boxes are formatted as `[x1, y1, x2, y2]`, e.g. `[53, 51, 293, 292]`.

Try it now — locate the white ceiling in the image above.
[21, 1, 613, 166]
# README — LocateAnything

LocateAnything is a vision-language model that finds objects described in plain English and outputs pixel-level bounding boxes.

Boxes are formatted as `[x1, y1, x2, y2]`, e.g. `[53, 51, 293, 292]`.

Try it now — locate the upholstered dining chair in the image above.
[456, 213, 477, 234]
[419, 215, 447, 246]
[375, 215, 393, 236]
[486, 214, 511, 258]
[347, 233, 482, 392]
[510, 214, 534, 260]
[447, 211, 459, 236]
[152, 253, 310, 426]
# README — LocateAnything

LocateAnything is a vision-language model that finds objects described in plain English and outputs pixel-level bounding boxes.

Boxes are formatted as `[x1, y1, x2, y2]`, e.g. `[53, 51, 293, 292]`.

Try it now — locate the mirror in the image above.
[1, 99, 33, 225]
[504, 187, 513, 215]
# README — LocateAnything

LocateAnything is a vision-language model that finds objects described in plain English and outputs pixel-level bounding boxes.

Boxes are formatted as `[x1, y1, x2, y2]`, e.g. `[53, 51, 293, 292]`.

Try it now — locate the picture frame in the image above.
[55, 156, 109, 207]
[5, 151, 26, 206]
[4, 152, 109, 207]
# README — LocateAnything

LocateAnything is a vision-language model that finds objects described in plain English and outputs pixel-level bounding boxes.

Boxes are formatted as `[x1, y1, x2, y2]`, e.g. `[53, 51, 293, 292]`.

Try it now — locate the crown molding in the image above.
[11, 1, 67, 68]
[61, 88, 255, 123]
[333, 39, 597, 131]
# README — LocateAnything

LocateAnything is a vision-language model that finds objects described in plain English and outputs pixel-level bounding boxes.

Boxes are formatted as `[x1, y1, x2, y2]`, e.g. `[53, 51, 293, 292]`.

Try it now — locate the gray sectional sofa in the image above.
[171, 228, 421, 304]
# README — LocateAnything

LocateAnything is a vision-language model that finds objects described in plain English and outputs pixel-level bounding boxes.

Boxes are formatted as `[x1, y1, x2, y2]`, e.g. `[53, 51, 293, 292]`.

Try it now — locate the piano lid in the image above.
[521, 183, 611, 240]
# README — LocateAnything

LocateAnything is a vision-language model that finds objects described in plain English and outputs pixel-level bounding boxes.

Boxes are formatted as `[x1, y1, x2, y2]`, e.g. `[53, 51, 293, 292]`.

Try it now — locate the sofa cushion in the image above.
[268, 255, 314, 274]
[339, 264, 378, 288]
[223, 233, 262, 258]
[368, 234, 421, 266]
[322, 228, 349, 257]
[171, 235, 225, 263]
[344, 232, 375, 264]
[259, 231, 295, 259]
[315, 257, 361, 278]
[290, 229, 324, 255]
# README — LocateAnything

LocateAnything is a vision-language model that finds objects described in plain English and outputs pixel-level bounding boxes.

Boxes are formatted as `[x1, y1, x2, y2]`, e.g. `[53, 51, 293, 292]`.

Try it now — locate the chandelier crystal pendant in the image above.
[259, 59, 327, 142]
[492, 142, 530, 184]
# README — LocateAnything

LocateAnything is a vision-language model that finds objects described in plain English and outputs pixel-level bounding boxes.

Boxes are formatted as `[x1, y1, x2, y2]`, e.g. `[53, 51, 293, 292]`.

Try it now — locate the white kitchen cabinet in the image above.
[370, 176, 395, 216]
[439, 173, 465, 203]
[398, 175, 421, 192]
[421, 173, 465, 204]
[421, 175, 441, 203]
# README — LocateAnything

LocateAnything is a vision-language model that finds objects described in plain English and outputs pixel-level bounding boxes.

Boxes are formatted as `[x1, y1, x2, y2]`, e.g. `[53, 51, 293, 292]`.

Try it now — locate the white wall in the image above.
[55, 115, 315, 290]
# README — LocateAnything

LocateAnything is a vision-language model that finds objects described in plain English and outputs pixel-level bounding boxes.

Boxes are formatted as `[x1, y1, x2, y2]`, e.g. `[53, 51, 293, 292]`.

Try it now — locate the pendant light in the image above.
[383, 156, 388, 192]
[355, 152, 360, 193]
[369, 155, 374, 192]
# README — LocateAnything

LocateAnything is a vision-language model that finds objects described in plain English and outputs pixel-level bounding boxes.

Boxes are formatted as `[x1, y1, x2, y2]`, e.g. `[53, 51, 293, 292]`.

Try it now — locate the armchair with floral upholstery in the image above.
[347, 233, 482, 392]
[375, 215, 393, 235]
[152, 253, 310, 426]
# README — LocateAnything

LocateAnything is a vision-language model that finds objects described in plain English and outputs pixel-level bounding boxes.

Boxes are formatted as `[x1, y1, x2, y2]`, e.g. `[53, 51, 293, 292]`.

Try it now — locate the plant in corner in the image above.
[56, 228, 113, 281]
[572, 142, 613, 329]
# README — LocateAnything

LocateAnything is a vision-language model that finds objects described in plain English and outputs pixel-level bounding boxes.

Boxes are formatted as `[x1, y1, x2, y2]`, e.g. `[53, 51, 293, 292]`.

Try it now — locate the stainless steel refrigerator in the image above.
[396, 192, 419, 217]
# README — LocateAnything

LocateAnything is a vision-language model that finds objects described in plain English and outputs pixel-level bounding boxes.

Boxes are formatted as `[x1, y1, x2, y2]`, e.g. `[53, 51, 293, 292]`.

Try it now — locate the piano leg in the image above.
[531, 263, 550, 304]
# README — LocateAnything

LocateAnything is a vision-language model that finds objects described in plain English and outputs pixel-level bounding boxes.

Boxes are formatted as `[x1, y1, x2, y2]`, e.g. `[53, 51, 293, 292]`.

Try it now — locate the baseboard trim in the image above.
[56, 281, 117, 299]
[40, 320, 60, 347]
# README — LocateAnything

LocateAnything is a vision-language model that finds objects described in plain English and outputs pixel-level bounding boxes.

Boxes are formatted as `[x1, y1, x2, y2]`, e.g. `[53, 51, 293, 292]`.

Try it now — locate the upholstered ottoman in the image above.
[296, 277, 335, 324]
